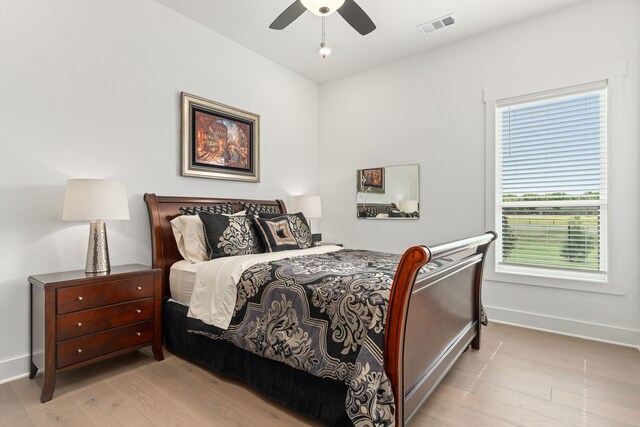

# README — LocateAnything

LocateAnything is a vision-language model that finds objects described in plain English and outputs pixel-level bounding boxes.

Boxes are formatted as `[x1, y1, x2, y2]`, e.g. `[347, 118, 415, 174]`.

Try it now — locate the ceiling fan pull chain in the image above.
[319, 16, 332, 58]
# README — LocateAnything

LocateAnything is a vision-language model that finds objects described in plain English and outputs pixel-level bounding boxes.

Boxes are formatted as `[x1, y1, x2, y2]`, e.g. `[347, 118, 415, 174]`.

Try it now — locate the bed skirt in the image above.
[163, 301, 352, 426]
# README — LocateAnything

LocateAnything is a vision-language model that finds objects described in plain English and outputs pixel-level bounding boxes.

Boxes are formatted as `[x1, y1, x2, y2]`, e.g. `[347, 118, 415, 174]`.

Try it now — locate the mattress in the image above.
[169, 260, 204, 306]
[170, 247, 342, 308]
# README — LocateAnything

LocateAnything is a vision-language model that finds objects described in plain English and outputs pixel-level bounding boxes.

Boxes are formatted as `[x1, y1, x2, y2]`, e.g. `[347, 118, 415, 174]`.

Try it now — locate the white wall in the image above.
[0, 0, 319, 382]
[319, 0, 640, 346]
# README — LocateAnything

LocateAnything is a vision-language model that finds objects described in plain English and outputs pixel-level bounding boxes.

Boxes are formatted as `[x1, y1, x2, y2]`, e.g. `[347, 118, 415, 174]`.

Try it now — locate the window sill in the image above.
[485, 267, 626, 296]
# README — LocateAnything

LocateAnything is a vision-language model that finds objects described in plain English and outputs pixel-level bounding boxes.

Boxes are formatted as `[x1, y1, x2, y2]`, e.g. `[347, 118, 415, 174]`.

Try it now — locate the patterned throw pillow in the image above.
[239, 202, 281, 216]
[198, 212, 262, 259]
[179, 203, 233, 215]
[253, 213, 314, 252]
[256, 212, 284, 219]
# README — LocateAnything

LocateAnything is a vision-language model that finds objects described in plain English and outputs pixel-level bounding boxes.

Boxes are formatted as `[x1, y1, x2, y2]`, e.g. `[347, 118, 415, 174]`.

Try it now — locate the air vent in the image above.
[418, 13, 456, 34]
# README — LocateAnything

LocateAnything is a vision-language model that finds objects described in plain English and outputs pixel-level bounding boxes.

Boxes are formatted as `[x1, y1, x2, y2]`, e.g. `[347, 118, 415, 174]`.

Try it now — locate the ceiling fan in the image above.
[269, 0, 376, 36]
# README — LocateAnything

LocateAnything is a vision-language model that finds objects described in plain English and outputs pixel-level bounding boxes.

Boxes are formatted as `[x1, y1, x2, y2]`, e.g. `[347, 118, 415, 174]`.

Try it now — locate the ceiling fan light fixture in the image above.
[318, 42, 332, 58]
[301, 0, 345, 16]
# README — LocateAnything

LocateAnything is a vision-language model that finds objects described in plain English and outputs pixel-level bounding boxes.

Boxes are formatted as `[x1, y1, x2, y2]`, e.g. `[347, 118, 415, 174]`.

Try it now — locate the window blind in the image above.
[496, 82, 607, 273]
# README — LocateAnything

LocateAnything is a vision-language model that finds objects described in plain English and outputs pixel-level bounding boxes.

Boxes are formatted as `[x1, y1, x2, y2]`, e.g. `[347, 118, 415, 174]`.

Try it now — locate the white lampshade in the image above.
[301, 0, 345, 16]
[63, 179, 130, 221]
[399, 200, 419, 213]
[290, 195, 322, 218]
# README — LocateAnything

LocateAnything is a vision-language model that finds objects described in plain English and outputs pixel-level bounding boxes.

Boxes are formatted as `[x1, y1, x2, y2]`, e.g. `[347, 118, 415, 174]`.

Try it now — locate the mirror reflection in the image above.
[356, 164, 419, 219]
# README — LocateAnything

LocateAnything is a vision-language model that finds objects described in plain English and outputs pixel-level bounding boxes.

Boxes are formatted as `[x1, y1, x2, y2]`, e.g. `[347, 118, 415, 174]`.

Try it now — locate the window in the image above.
[495, 82, 607, 277]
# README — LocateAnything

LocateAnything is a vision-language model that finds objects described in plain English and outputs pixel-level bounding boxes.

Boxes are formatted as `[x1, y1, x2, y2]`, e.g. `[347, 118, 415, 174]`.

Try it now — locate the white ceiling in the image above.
[155, 0, 585, 83]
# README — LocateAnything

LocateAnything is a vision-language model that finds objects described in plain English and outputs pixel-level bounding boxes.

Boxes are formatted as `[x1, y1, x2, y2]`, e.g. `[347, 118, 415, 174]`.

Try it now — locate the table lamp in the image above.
[62, 179, 130, 273]
[290, 195, 322, 242]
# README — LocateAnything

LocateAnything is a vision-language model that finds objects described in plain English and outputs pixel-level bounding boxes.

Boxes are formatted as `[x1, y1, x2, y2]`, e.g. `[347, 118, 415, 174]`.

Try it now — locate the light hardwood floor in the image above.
[2, 323, 639, 426]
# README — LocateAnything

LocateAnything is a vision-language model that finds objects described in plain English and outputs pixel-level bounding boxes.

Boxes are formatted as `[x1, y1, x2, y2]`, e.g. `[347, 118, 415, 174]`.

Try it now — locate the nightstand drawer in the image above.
[57, 276, 154, 314]
[57, 321, 153, 369]
[56, 298, 154, 341]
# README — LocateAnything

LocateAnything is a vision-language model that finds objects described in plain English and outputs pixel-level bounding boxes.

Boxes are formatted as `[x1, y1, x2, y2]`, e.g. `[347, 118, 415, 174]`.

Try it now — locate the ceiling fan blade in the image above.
[337, 0, 376, 35]
[269, 0, 307, 30]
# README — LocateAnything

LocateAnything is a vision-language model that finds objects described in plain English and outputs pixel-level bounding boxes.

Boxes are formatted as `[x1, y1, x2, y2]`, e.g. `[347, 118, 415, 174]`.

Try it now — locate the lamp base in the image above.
[86, 221, 110, 273]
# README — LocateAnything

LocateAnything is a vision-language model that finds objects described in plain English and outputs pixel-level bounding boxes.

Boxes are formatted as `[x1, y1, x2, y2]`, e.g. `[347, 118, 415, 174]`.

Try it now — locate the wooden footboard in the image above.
[385, 232, 496, 426]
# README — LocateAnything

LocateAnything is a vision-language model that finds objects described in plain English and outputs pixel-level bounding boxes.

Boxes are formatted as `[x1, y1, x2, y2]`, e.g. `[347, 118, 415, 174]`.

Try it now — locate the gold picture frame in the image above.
[357, 167, 385, 193]
[181, 92, 260, 182]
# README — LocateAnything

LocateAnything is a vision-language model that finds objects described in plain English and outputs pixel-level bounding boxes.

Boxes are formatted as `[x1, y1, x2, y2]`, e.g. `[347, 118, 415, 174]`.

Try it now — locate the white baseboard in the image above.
[0, 354, 29, 385]
[485, 305, 640, 350]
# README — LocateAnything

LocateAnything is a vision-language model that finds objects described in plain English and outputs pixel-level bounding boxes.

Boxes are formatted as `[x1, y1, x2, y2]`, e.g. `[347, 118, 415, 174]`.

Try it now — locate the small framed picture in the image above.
[357, 167, 385, 193]
[181, 92, 260, 182]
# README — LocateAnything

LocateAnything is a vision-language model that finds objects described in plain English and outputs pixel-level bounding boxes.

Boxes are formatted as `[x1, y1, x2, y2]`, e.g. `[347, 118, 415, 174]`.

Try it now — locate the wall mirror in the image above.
[356, 164, 419, 219]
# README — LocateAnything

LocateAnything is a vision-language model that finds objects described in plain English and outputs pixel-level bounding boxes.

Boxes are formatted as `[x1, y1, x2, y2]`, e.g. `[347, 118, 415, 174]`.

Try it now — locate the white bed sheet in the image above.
[169, 260, 205, 306]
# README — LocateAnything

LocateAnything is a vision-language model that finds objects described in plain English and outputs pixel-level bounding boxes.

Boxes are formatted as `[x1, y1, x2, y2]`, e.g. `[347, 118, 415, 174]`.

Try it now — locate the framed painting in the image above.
[181, 92, 260, 182]
[357, 167, 385, 193]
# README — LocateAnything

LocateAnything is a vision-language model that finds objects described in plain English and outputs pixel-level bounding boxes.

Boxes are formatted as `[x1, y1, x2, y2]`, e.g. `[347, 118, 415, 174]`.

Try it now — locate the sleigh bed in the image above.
[144, 193, 496, 426]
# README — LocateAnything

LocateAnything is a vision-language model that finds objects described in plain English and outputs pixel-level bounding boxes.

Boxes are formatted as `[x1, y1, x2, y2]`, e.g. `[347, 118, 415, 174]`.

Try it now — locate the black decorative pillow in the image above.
[198, 212, 262, 259]
[253, 213, 314, 252]
[287, 213, 314, 248]
[257, 212, 284, 219]
[179, 203, 233, 215]
[262, 212, 314, 248]
[239, 202, 281, 216]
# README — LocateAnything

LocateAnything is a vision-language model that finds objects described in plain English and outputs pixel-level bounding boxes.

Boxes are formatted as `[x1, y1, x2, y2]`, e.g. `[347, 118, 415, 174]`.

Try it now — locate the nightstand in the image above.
[29, 264, 164, 403]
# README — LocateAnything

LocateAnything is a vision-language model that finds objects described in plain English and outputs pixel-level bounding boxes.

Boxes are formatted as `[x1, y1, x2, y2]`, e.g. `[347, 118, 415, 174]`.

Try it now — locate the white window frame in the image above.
[484, 61, 627, 295]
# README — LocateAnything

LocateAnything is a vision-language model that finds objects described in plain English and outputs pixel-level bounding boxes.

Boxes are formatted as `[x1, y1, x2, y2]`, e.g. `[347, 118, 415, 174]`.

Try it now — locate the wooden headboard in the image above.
[144, 193, 286, 299]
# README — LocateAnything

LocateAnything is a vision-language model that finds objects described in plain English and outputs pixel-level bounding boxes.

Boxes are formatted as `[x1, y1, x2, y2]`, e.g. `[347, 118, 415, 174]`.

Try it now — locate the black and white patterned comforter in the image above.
[188, 249, 455, 427]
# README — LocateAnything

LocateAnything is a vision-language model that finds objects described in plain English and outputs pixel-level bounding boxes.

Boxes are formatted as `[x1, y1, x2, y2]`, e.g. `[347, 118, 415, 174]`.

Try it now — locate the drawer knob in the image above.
[77, 349, 82, 354]
[136, 332, 141, 337]
[77, 322, 82, 327]
[136, 309, 142, 314]
[77, 296, 83, 301]
[137, 286, 142, 290]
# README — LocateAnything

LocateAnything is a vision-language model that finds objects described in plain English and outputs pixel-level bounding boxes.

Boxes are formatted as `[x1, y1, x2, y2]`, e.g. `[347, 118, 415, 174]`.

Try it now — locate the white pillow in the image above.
[171, 215, 207, 263]
[171, 210, 247, 263]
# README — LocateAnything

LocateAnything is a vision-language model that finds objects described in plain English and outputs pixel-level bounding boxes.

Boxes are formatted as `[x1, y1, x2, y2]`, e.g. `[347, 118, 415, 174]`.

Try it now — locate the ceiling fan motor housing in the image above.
[301, 0, 346, 16]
